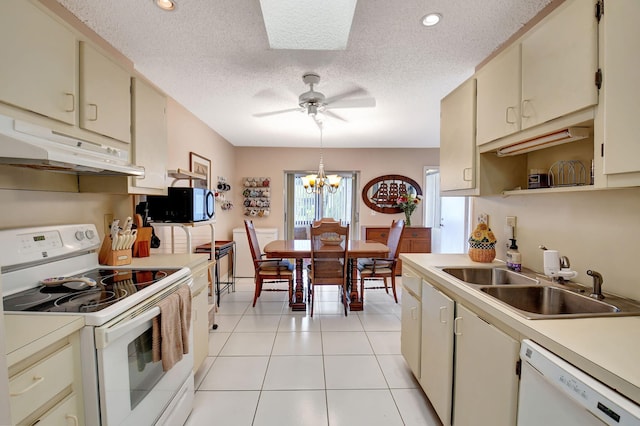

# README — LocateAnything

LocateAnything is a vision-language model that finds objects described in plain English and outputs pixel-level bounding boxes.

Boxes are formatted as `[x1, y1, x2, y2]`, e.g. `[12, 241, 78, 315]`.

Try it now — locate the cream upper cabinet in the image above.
[452, 304, 520, 426]
[0, 0, 77, 125]
[80, 42, 132, 143]
[440, 78, 476, 192]
[420, 281, 454, 426]
[600, 0, 640, 178]
[520, 0, 598, 130]
[476, 0, 598, 146]
[476, 44, 521, 145]
[131, 78, 168, 192]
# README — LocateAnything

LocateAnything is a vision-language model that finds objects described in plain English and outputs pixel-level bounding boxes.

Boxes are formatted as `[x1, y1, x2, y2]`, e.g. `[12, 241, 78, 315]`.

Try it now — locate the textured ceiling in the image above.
[55, 0, 552, 148]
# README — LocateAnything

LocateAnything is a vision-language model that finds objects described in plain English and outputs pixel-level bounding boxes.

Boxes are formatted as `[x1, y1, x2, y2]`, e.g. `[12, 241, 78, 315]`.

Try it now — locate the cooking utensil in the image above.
[41, 276, 97, 288]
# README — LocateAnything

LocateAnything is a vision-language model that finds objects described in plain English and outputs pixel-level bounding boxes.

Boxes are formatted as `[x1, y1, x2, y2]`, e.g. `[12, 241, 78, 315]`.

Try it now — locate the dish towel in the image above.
[152, 284, 192, 371]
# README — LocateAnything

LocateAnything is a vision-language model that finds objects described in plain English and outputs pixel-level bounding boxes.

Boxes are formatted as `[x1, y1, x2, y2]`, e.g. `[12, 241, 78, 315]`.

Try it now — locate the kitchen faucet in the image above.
[587, 270, 604, 300]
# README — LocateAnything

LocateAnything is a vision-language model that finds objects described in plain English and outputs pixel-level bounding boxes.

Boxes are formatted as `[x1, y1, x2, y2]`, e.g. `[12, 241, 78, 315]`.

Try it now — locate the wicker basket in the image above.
[468, 247, 496, 263]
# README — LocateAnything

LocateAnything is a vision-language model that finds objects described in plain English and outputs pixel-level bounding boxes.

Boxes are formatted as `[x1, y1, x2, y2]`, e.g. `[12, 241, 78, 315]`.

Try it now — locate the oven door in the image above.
[94, 282, 194, 426]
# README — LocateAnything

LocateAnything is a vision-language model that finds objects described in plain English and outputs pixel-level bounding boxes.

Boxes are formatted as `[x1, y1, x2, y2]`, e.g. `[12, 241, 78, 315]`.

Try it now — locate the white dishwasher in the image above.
[518, 339, 640, 426]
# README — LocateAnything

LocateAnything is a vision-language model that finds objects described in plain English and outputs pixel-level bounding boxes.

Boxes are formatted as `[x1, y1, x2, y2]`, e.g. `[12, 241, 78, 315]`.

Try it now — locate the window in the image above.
[285, 172, 358, 239]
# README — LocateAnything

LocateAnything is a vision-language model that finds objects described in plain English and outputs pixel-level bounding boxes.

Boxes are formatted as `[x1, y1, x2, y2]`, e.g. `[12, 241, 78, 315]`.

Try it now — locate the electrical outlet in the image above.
[506, 216, 517, 228]
[104, 213, 114, 235]
[477, 213, 488, 225]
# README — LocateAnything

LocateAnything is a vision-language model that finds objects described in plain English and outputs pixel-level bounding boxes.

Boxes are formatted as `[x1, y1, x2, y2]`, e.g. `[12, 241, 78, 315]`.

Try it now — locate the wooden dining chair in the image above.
[358, 219, 405, 303]
[312, 217, 340, 226]
[308, 221, 350, 317]
[244, 219, 294, 307]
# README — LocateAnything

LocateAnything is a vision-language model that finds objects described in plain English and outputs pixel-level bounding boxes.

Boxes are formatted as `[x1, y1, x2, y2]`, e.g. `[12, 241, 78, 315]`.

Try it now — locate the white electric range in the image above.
[1, 224, 194, 425]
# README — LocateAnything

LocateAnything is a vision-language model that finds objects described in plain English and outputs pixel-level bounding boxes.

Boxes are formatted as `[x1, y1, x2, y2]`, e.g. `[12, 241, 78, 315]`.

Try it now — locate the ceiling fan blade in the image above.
[253, 107, 301, 118]
[327, 97, 377, 109]
[323, 110, 348, 122]
[323, 87, 368, 104]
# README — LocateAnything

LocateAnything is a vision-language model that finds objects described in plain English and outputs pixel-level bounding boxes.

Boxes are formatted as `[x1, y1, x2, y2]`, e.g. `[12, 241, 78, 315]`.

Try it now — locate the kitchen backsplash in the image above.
[474, 187, 640, 301]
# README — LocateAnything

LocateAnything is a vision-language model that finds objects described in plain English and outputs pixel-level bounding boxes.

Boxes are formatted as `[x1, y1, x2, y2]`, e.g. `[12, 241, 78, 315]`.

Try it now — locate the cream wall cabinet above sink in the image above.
[476, 0, 598, 146]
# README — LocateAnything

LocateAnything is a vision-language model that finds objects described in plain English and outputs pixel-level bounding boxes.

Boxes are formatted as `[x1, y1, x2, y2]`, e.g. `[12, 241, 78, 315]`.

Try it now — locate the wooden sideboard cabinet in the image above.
[361, 226, 431, 274]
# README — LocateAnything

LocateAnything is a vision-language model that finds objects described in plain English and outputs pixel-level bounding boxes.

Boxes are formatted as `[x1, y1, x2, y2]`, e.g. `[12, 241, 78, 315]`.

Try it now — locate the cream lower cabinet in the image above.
[400, 268, 422, 378]
[452, 304, 520, 426]
[79, 41, 132, 144]
[0, 0, 77, 125]
[420, 280, 454, 426]
[191, 262, 211, 372]
[405, 274, 520, 426]
[8, 332, 84, 426]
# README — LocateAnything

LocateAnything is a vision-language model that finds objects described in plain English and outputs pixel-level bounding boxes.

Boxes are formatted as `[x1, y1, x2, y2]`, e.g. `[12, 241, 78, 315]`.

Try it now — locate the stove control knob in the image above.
[85, 229, 96, 240]
[75, 230, 85, 241]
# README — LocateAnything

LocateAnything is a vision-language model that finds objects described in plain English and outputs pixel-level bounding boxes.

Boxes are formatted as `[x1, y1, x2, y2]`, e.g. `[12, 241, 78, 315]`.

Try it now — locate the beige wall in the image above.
[0, 188, 131, 237]
[473, 188, 640, 300]
[234, 147, 439, 238]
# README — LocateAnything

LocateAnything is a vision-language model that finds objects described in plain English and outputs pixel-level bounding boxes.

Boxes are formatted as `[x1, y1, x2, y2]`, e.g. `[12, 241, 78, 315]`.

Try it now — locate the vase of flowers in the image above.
[396, 192, 422, 226]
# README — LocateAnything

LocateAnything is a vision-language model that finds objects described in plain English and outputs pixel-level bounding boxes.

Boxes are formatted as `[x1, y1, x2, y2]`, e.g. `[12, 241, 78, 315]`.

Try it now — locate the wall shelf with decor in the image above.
[242, 177, 270, 218]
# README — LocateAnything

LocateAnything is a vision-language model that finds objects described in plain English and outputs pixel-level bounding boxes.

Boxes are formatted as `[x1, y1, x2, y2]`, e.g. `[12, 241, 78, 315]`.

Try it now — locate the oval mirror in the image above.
[362, 175, 423, 214]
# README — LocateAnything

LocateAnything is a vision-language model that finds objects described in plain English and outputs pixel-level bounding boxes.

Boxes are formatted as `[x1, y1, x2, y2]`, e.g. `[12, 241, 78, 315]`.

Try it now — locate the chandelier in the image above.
[301, 124, 341, 194]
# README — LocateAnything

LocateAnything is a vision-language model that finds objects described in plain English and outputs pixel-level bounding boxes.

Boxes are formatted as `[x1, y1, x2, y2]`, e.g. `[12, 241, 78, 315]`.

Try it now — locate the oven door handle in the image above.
[95, 306, 160, 349]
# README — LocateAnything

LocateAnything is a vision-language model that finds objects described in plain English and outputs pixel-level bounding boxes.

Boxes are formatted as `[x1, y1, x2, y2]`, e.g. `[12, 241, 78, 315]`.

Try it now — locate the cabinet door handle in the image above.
[64, 92, 75, 112]
[66, 414, 79, 426]
[439, 306, 448, 324]
[454, 317, 462, 335]
[521, 99, 532, 119]
[88, 103, 98, 121]
[505, 106, 516, 124]
[410, 306, 418, 320]
[462, 168, 473, 182]
[10, 375, 44, 396]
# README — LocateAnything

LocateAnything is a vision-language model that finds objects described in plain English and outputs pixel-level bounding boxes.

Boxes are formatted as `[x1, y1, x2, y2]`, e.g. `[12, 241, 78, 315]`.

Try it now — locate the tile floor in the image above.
[185, 277, 442, 426]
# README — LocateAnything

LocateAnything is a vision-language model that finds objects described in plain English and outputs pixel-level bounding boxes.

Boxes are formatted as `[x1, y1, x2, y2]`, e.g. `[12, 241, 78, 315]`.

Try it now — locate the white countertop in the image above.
[400, 253, 640, 405]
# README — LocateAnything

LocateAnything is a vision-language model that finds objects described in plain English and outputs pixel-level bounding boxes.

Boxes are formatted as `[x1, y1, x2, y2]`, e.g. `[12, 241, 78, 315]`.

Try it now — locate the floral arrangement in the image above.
[396, 192, 422, 226]
[468, 222, 497, 262]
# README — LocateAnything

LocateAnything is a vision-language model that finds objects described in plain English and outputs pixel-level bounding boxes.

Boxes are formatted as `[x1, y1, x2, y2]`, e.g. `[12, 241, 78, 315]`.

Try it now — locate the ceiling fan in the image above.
[253, 72, 376, 125]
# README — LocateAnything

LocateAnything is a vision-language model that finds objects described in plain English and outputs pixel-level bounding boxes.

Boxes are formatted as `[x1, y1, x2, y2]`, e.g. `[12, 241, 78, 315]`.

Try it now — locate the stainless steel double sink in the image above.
[440, 267, 640, 319]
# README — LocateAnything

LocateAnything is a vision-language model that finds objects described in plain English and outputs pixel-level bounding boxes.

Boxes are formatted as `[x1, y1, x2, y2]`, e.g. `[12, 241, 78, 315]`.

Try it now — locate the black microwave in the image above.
[147, 187, 215, 222]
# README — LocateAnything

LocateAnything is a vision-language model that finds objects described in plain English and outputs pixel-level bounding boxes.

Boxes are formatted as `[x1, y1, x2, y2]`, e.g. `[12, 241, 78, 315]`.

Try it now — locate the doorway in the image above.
[424, 167, 470, 253]
[284, 171, 359, 239]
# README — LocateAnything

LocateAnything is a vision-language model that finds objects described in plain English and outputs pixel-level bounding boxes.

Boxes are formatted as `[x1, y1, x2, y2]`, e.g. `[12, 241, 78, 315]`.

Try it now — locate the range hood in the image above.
[0, 114, 144, 176]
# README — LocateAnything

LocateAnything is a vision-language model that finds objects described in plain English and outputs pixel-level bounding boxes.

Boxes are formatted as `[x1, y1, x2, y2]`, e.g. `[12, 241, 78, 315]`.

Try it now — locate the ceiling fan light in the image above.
[155, 0, 176, 11]
[421, 13, 441, 27]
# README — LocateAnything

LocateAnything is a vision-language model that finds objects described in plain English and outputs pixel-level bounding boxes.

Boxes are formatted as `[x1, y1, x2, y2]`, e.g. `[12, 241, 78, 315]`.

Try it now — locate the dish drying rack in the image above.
[548, 160, 587, 187]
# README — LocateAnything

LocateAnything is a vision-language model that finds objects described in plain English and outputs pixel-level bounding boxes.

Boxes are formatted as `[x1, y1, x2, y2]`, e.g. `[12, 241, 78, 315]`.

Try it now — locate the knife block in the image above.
[133, 227, 152, 258]
[98, 236, 132, 266]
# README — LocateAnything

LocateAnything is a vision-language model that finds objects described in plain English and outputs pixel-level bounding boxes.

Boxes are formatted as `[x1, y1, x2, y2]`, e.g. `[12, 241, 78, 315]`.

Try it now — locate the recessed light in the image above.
[155, 0, 176, 11]
[421, 13, 441, 27]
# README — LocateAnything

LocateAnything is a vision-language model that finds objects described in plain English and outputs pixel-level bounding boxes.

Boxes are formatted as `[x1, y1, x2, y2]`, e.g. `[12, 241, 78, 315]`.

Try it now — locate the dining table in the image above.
[263, 239, 389, 311]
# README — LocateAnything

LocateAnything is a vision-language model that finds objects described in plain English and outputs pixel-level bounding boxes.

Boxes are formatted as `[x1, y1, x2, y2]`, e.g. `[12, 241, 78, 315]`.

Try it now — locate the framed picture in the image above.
[189, 152, 211, 189]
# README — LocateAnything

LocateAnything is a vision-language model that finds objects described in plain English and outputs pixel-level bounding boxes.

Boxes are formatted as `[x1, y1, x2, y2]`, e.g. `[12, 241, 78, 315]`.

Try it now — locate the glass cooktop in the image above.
[3, 268, 181, 313]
